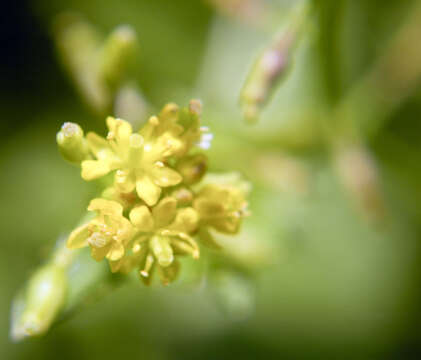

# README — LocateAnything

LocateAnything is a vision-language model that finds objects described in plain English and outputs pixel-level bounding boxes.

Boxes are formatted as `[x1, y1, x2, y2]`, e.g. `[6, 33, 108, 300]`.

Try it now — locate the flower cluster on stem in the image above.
[58, 100, 250, 285]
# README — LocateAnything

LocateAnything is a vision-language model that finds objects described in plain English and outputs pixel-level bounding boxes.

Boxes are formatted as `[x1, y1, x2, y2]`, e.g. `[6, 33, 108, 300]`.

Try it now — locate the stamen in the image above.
[88, 232, 108, 248]
[140, 254, 154, 277]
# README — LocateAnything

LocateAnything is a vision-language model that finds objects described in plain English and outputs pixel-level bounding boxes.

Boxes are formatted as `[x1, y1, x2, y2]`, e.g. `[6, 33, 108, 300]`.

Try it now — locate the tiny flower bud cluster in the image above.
[59, 100, 250, 285]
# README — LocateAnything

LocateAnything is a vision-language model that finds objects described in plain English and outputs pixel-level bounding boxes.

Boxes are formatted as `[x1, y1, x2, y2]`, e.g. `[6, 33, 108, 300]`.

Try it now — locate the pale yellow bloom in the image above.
[110, 197, 200, 285]
[60, 102, 252, 287]
[67, 199, 134, 261]
[81, 116, 183, 206]
[194, 181, 249, 234]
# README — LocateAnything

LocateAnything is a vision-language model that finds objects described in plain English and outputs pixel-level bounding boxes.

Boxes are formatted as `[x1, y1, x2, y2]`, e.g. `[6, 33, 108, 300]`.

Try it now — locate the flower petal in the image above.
[91, 243, 111, 261]
[114, 169, 136, 193]
[155, 133, 183, 157]
[136, 175, 161, 206]
[211, 216, 241, 234]
[157, 260, 180, 285]
[81, 159, 111, 180]
[116, 217, 135, 246]
[171, 239, 199, 258]
[109, 258, 124, 273]
[86, 132, 110, 159]
[197, 227, 221, 249]
[193, 198, 224, 218]
[106, 242, 125, 261]
[67, 223, 90, 249]
[88, 198, 123, 217]
[106, 117, 132, 145]
[170, 207, 198, 233]
[176, 232, 199, 257]
[151, 165, 182, 187]
[129, 205, 154, 232]
[152, 197, 177, 228]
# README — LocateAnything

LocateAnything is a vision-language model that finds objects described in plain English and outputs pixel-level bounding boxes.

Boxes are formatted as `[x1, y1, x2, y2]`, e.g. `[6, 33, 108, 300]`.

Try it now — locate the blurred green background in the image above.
[2, 0, 421, 359]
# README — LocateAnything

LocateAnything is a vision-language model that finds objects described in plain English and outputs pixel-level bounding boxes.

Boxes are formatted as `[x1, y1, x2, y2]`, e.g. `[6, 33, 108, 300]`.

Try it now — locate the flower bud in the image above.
[171, 187, 194, 206]
[100, 25, 137, 89]
[194, 173, 250, 234]
[177, 154, 208, 185]
[11, 265, 67, 341]
[56, 122, 90, 164]
[240, 2, 310, 123]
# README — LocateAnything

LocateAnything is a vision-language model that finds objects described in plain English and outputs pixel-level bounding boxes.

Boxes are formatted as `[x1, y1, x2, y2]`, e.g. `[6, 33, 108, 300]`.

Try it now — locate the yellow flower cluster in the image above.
[58, 100, 250, 285]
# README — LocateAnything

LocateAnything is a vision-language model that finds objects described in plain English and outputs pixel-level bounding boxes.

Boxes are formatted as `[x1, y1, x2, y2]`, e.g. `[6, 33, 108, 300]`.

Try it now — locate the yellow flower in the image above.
[111, 197, 200, 285]
[60, 101, 252, 287]
[193, 180, 249, 234]
[57, 100, 208, 206]
[81, 116, 184, 206]
[67, 199, 134, 262]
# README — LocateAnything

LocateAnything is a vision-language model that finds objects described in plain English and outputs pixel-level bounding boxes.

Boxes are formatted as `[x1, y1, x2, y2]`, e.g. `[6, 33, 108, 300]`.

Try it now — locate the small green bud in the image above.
[177, 99, 201, 129]
[239, 1, 310, 123]
[57, 122, 90, 164]
[11, 265, 67, 341]
[177, 154, 208, 185]
[100, 25, 137, 89]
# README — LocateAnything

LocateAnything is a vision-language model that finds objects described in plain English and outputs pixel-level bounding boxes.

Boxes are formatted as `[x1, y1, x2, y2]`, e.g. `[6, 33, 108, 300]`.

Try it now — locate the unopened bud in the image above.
[240, 2, 310, 123]
[100, 25, 137, 89]
[171, 187, 194, 206]
[11, 265, 67, 341]
[177, 154, 208, 185]
[56, 122, 90, 164]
